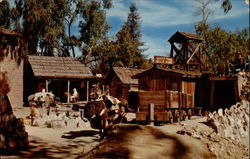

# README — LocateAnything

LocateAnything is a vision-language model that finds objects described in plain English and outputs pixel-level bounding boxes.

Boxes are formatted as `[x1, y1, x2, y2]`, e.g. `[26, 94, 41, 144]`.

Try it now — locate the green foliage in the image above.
[22, 0, 67, 55]
[78, 0, 111, 64]
[101, 3, 149, 69]
[0, 0, 11, 28]
[195, 22, 249, 75]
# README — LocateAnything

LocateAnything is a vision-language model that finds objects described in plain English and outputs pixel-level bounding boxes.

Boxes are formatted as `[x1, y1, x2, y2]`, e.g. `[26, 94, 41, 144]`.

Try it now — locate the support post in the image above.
[86, 81, 89, 101]
[102, 85, 105, 95]
[46, 80, 48, 92]
[148, 103, 154, 125]
[210, 81, 214, 111]
[67, 80, 70, 103]
[45, 80, 51, 92]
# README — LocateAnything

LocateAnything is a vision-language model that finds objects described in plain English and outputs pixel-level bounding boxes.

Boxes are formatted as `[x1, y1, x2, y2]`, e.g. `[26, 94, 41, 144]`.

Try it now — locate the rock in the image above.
[50, 120, 66, 129]
[218, 109, 223, 116]
[192, 133, 201, 139]
[76, 119, 86, 128]
[57, 112, 66, 120]
[186, 131, 192, 136]
[48, 114, 58, 121]
[32, 118, 46, 127]
[176, 130, 186, 135]
[65, 118, 78, 129]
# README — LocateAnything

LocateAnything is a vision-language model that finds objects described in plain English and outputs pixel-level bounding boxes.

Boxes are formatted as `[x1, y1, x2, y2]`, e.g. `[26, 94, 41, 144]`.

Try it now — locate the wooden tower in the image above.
[168, 31, 206, 72]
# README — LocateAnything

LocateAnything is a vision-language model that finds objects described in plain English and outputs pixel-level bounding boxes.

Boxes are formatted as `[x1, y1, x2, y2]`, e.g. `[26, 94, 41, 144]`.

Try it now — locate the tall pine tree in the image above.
[114, 3, 148, 68]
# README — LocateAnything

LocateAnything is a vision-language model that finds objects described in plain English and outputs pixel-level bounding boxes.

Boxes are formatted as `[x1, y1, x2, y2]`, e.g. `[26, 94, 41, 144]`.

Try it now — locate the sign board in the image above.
[154, 56, 174, 65]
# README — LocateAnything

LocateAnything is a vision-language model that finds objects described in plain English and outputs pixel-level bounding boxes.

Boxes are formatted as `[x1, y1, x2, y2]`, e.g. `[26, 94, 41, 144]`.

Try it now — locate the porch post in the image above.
[86, 81, 89, 101]
[67, 80, 70, 103]
[210, 81, 214, 111]
[45, 80, 51, 92]
[46, 80, 48, 92]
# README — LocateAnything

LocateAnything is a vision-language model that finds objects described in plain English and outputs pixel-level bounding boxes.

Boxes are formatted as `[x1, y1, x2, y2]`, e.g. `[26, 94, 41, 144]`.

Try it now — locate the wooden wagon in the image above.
[135, 90, 196, 123]
[132, 66, 202, 123]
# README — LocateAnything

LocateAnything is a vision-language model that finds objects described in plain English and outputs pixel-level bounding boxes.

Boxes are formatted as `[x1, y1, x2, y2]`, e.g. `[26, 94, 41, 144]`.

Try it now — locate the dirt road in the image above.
[1, 107, 248, 159]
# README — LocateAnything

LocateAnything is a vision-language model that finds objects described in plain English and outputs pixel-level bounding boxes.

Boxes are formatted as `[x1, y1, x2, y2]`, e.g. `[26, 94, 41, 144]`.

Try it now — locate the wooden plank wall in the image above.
[138, 90, 194, 112]
[138, 70, 182, 92]
[181, 81, 195, 94]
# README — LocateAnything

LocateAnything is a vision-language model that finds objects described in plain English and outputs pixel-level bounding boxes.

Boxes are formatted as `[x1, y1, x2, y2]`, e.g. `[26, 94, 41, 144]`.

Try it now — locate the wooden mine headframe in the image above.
[168, 31, 207, 72]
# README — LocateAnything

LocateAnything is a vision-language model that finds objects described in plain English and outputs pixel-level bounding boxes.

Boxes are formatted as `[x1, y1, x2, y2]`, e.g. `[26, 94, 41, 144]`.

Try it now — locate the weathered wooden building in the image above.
[195, 75, 239, 111]
[0, 28, 24, 108]
[24, 55, 95, 104]
[133, 67, 201, 93]
[105, 67, 144, 102]
[132, 66, 201, 110]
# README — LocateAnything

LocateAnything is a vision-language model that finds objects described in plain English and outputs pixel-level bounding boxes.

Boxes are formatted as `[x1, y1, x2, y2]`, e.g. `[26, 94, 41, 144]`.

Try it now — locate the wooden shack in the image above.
[24, 55, 95, 104]
[105, 67, 144, 102]
[195, 75, 239, 111]
[133, 67, 201, 93]
[0, 28, 24, 108]
[132, 67, 202, 110]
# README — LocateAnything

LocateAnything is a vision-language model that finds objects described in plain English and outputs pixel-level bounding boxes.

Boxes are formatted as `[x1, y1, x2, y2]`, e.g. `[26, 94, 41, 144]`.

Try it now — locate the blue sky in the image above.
[106, 0, 249, 58]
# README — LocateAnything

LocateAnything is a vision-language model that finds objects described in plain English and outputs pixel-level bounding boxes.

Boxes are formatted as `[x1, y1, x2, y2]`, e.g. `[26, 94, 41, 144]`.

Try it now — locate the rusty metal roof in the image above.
[168, 31, 203, 43]
[28, 55, 93, 79]
[113, 67, 145, 84]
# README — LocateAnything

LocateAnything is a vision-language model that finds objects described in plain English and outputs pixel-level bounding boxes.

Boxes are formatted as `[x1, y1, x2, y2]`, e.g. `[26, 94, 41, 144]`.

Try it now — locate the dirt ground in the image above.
[0, 107, 249, 159]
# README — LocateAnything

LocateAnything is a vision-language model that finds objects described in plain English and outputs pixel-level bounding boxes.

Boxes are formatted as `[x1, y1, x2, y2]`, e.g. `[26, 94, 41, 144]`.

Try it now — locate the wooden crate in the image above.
[138, 91, 165, 106]
[186, 94, 194, 108]
[136, 112, 148, 121]
[137, 90, 194, 110]
[155, 112, 169, 121]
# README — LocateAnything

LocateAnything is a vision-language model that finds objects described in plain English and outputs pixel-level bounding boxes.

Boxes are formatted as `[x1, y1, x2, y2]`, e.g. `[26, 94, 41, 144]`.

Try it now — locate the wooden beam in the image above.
[170, 42, 174, 57]
[210, 81, 214, 111]
[67, 80, 70, 103]
[86, 81, 89, 101]
[45, 80, 51, 92]
[187, 43, 201, 64]
[46, 80, 48, 92]
[148, 104, 154, 125]
[172, 43, 185, 60]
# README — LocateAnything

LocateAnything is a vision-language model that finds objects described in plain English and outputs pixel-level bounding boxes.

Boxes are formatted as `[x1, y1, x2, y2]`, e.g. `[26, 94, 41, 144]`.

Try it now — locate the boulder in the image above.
[218, 109, 223, 116]
[50, 120, 66, 129]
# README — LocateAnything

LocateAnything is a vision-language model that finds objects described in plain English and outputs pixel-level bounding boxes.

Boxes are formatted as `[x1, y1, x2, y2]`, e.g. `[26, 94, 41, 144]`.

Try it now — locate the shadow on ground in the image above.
[0, 134, 98, 159]
[62, 130, 99, 139]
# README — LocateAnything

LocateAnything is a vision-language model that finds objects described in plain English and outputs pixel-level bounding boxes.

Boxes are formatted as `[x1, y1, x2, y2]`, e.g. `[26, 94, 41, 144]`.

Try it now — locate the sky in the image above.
[106, 0, 249, 58]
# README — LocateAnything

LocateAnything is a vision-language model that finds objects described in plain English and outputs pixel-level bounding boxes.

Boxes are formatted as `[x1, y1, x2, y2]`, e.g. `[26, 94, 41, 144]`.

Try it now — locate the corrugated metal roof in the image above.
[113, 67, 144, 84]
[28, 55, 93, 79]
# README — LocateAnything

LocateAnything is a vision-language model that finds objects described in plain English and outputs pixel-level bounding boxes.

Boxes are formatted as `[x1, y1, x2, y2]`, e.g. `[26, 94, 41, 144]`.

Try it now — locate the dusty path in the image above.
[1, 126, 100, 158]
[1, 107, 248, 159]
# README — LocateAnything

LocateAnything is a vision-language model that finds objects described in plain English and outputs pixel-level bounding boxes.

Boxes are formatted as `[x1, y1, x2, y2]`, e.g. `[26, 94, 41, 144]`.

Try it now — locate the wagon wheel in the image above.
[168, 111, 173, 123]
[174, 110, 180, 122]
[188, 109, 192, 120]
